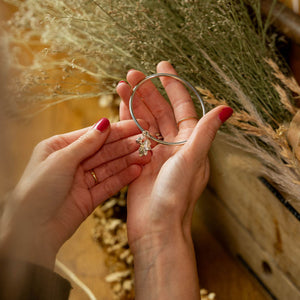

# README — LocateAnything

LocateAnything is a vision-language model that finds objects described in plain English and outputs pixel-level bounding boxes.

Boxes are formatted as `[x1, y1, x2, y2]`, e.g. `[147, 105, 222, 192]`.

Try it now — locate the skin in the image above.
[117, 61, 232, 300]
[0, 119, 151, 269]
[0, 60, 232, 300]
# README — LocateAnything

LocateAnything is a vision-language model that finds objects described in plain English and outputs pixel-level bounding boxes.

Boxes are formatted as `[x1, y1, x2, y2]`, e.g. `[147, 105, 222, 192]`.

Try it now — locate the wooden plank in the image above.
[197, 136, 300, 299]
[192, 211, 272, 300]
[196, 188, 300, 299]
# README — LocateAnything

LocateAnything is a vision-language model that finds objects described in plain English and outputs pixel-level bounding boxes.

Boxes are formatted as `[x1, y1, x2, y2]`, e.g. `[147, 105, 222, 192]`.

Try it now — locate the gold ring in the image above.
[90, 169, 98, 184]
[177, 116, 199, 127]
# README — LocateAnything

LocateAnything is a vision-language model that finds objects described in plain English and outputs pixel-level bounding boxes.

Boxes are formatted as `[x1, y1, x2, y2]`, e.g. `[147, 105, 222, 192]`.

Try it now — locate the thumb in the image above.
[61, 118, 111, 165]
[186, 105, 233, 164]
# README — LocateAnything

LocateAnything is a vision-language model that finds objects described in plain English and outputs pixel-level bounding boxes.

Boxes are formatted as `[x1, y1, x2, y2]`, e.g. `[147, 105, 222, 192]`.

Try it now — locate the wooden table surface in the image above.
[0, 2, 271, 299]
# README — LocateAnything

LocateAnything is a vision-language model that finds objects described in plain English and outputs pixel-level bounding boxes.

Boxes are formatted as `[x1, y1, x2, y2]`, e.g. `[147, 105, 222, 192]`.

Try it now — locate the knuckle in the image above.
[78, 131, 93, 145]
[33, 137, 54, 155]
[127, 152, 140, 165]
[102, 179, 118, 198]
[33, 140, 46, 153]
[100, 162, 114, 179]
[202, 122, 217, 143]
[110, 122, 123, 140]
[123, 139, 132, 154]
[125, 137, 137, 153]
[97, 144, 111, 162]
[108, 159, 127, 178]
[118, 157, 129, 171]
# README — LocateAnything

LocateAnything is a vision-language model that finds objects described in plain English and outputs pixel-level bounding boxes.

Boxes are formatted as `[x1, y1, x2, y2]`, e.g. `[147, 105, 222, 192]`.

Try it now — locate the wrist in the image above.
[128, 215, 194, 254]
[131, 227, 195, 273]
[131, 227, 200, 300]
[129, 224, 189, 255]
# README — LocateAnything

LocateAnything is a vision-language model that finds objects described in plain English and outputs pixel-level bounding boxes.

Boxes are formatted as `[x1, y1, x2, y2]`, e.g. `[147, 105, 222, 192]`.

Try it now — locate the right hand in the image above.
[117, 61, 233, 300]
[117, 62, 233, 250]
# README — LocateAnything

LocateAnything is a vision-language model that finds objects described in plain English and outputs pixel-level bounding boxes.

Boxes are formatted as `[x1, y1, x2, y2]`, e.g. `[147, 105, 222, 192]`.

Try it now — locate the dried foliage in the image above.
[198, 75, 300, 203]
[2, 0, 293, 117]
[3, 0, 300, 201]
[92, 188, 135, 300]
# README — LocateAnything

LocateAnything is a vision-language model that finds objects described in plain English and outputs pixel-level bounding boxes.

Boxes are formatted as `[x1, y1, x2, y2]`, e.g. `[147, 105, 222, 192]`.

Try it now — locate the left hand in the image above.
[0, 118, 150, 269]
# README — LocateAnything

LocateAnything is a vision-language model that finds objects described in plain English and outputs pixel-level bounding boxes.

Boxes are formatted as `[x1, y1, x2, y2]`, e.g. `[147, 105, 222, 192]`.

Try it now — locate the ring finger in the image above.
[85, 150, 151, 189]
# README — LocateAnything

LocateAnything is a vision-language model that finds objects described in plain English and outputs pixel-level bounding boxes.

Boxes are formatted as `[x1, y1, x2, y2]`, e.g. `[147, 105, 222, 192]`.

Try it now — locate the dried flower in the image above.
[93, 188, 135, 300]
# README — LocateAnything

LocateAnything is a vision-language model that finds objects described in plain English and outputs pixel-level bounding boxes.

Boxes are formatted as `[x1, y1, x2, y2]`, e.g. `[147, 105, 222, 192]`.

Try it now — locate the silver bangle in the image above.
[129, 73, 206, 156]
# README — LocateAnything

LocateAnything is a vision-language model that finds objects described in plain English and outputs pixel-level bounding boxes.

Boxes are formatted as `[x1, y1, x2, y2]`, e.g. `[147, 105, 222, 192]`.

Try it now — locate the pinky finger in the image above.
[90, 164, 142, 207]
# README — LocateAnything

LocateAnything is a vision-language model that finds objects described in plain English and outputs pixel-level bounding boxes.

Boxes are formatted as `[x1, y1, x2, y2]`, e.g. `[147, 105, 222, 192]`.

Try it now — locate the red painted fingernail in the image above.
[219, 107, 233, 123]
[118, 80, 126, 85]
[128, 69, 135, 73]
[94, 118, 110, 132]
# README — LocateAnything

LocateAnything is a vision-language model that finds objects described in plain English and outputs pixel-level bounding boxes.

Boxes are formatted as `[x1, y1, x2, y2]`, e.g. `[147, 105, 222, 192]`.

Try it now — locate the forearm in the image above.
[0, 197, 57, 270]
[0, 257, 71, 300]
[0, 230, 57, 270]
[132, 228, 200, 300]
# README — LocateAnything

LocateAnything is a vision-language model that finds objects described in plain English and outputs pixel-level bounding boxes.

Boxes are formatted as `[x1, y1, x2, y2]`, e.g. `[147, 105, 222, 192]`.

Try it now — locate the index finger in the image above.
[54, 119, 148, 148]
[106, 119, 149, 143]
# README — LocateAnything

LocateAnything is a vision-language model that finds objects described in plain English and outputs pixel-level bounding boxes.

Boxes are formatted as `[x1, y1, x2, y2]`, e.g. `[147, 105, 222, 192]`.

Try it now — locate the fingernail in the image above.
[118, 80, 127, 86]
[128, 69, 135, 73]
[94, 118, 110, 132]
[219, 107, 233, 123]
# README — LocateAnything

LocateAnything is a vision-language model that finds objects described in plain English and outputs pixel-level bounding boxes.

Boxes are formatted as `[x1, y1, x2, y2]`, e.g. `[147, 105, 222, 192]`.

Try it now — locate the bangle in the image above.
[129, 73, 206, 156]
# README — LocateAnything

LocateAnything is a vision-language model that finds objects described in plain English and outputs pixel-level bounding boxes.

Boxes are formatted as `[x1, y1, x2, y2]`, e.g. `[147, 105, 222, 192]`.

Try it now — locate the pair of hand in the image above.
[0, 61, 232, 291]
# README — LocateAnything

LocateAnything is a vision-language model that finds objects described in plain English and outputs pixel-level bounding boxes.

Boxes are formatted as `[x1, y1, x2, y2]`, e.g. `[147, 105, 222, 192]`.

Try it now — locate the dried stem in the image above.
[3, 0, 300, 201]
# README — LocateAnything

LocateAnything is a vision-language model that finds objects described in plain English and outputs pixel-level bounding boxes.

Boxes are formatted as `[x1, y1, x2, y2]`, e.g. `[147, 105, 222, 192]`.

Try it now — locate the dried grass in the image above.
[3, 0, 300, 200]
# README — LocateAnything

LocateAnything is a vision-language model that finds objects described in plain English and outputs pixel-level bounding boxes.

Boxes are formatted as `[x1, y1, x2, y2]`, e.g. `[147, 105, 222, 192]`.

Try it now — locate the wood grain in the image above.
[192, 214, 271, 300]
[197, 137, 300, 299]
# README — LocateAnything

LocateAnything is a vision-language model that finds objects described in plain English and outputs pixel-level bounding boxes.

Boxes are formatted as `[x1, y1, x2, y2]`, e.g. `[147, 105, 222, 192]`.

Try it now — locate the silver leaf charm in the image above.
[136, 131, 152, 156]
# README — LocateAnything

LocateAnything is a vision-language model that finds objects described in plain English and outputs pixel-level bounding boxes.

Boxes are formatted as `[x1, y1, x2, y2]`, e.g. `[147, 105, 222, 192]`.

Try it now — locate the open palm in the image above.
[117, 62, 228, 249]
